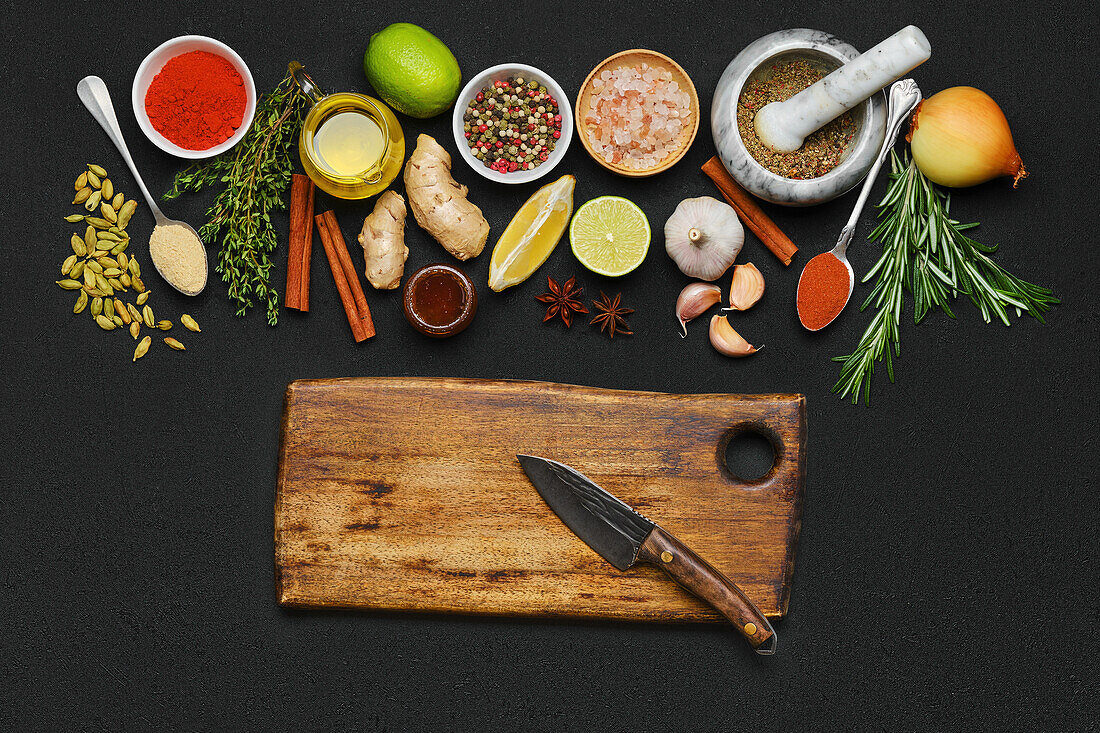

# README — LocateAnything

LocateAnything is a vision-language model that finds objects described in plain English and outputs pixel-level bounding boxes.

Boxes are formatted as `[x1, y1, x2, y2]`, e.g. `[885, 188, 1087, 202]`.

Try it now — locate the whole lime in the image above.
[363, 23, 461, 119]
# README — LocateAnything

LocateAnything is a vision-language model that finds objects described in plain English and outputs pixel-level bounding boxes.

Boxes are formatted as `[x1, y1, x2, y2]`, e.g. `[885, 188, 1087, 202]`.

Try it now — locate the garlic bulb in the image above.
[675, 282, 722, 337]
[709, 315, 760, 357]
[664, 197, 744, 280]
[725, 263, 764, 311]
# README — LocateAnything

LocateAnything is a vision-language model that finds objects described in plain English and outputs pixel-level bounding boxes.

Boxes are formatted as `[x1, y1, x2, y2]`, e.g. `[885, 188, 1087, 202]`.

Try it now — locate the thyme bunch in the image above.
[833, 151, 1058, 404]
[164, 70, 307, 325]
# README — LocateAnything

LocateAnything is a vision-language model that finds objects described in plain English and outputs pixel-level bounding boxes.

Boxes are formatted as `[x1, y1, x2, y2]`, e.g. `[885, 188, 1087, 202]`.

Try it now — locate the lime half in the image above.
[569, 196, 651, 277]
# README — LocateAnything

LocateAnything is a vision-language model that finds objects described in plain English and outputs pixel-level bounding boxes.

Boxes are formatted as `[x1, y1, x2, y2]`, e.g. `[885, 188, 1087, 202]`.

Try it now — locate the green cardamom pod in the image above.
[128, 259, 141, 278]
[83, 268, 96, 288]
[181, 314, 201, 332]
[111, 193, 125, 211]
[95, 315, 115, 331]
[132, 277, 145, 293]
[87, 163, 107, 177]
[64, 213, 85, 223]
[111, 315, 124, 327]
[116, 200, 137, 229]
[91, 297, 103, 317]
[127, 303, 142, 323]
[108, 278, 124, 291]
[56, 279, 82, 290]
[72, 187, 92, 205]
[70, 260, 85, 280]
[85, 217, 113, 229]
[115, 299, 131, 324]
[84, 189, 102, 212]
[62, 255, 78, 276]
[129, 321, 141, 340]
[133, 335, 151, 361]
[75, 171, 88, 190]
[74, 290, 88, 314]
[164, 337, 185, 351]
[157, 320, 172, 331]
[85, 260, 103, 274]
[135, 291, 149, 306]
[120, 273, 132, 288]
[96, 231, 121, 242]
[100, 203, 117, 223]
[103, 298, 115, 320]
[87, 171, 101, 189]
[100, 178, 113, 201]
[142, 305, 154, 328]
[84, 225, 97, 252]
[110, 241, 129, 255]
[99, 257, 119, 268]
[117, 252, 128, 269]
[103, 268, 122, 278]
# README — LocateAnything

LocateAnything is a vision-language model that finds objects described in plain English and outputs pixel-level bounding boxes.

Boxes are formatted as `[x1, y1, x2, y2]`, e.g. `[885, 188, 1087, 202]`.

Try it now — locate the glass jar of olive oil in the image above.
[289, 62, 405, 200]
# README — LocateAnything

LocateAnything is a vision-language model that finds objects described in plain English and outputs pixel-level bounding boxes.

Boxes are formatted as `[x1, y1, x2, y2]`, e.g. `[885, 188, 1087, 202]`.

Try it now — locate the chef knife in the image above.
[518, 454, 777, 654]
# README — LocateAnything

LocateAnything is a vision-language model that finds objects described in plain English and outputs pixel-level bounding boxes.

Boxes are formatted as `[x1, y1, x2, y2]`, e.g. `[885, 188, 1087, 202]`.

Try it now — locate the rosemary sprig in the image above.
[833, 151, 1058, 404]
[164, 70, 307, 325]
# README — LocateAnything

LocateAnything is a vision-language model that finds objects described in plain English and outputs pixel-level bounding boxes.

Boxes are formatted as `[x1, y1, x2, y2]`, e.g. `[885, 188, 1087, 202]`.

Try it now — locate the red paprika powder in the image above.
[797, 252, 851, 330]
[145, 50, 246, 150]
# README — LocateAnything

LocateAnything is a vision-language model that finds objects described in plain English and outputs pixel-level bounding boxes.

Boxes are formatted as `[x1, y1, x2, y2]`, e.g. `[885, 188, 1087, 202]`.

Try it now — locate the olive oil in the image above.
[313, 111, 386, 176]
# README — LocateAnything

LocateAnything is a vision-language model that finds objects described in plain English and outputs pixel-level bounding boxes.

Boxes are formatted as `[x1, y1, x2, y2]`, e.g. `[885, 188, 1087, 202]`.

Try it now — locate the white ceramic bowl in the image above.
[132, 35, 256, 159]
[451, 63, 573, 185]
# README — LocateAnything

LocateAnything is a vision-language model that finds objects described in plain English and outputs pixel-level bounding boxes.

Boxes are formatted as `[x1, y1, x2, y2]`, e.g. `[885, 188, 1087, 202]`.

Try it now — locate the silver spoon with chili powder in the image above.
[796, 79, 922, 331]
[77, 76, 208, 296]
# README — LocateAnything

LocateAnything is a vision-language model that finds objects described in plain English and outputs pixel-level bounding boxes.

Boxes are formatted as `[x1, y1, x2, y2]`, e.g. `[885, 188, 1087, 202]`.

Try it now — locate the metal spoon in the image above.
[797, 79, 922, 331]
[76, 75, 208, 296]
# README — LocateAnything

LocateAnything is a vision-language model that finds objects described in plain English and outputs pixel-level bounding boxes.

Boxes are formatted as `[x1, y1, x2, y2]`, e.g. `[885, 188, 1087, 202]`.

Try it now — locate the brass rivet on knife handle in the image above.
[744, 623, 757, 635]
[661, 551, 673, 563]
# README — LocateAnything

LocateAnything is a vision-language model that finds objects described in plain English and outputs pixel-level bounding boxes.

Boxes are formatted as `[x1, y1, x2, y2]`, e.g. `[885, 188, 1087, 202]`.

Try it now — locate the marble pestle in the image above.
[754, 26, 931, 153]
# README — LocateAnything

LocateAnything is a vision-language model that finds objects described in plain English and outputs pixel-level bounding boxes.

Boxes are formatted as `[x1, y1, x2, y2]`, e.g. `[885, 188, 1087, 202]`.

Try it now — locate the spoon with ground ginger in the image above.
[796, 80, 921, 331]
[77, 76, 208, 296]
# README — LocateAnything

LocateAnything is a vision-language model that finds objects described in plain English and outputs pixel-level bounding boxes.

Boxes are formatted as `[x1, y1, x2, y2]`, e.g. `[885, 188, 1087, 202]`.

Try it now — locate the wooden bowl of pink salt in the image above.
[576, 49, 700, 177]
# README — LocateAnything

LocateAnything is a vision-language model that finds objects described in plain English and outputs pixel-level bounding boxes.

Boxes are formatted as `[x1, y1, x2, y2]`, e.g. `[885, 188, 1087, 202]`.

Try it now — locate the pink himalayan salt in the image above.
[584, 63, 693, 170]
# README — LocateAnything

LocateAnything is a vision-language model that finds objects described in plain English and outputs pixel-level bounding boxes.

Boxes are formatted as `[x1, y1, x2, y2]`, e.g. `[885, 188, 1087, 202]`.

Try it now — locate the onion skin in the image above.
[908, 87, 1027, 188]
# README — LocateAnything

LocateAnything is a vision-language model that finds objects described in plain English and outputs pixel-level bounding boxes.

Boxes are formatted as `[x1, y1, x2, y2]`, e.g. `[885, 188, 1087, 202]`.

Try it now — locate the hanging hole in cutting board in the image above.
[722, 425, 779, 483]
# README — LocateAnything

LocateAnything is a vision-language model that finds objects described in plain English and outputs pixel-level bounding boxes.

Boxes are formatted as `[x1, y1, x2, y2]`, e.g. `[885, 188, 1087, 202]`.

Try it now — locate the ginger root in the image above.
[358, 190, 408, 290]
[404, 134, 489, 261]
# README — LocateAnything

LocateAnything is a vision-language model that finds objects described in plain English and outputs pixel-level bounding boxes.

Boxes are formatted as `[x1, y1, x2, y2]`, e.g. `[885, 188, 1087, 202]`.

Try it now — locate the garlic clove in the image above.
[709, 315, 760, 357]
[675, 282, 722, 337]
[725, 262, 765, 311]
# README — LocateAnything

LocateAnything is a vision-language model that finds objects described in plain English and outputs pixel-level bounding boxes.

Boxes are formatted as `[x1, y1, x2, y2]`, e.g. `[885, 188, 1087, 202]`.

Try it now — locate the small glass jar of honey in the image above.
[402, 264, 478, 338]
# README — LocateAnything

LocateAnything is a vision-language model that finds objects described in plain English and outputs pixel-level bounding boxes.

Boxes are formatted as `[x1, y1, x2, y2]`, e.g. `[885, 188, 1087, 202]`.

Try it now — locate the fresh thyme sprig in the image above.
[164, 70, 306, 325]
[833, 151, 1058, 404]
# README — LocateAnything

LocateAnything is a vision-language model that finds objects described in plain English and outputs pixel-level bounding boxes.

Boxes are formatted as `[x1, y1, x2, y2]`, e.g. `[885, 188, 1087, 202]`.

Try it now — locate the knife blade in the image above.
[518, 454, 777, 654]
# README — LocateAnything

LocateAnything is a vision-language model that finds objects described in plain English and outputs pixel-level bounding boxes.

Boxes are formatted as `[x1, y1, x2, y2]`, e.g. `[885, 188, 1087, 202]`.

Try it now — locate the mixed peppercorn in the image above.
[462, 76, 562, 174]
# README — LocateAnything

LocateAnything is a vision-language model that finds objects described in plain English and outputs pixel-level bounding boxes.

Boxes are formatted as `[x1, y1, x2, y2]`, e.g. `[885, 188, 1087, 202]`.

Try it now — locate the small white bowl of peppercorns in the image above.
[452, 63, 573, 184]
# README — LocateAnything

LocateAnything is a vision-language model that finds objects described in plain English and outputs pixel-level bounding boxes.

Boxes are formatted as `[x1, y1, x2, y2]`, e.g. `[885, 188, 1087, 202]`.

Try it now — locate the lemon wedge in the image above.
[569, 196, 650, 277]
[488, 175, 576, 292]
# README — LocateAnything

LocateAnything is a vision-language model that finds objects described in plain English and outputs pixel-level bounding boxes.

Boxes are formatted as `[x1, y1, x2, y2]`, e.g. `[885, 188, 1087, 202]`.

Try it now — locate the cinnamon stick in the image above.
[314, 211, 371, 342]
[317, 211, 375, 340]
[702, 156, 798, 266]
[286, 174, 315, 311]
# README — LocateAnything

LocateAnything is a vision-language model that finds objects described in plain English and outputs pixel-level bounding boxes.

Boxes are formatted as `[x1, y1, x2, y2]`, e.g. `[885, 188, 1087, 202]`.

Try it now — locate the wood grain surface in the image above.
[275, 378, 805, 621]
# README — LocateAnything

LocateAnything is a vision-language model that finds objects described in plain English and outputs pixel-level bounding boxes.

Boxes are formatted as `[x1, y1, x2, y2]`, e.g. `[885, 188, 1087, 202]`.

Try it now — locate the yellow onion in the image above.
[907, 86, 1027, 188]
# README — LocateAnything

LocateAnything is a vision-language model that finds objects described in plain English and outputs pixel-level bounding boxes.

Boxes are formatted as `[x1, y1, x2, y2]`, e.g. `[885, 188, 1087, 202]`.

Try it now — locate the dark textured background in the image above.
[2, 1, 1096, 730]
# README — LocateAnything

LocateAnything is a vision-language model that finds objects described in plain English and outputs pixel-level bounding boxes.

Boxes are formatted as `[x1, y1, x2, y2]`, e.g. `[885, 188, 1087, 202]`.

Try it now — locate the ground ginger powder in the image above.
[149, 224, 207, 294]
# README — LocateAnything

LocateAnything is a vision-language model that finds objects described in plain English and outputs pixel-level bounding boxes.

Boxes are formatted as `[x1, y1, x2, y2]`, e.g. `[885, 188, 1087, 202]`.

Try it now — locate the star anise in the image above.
[536, 275, 588, 327]
[590, 292, 634, 338]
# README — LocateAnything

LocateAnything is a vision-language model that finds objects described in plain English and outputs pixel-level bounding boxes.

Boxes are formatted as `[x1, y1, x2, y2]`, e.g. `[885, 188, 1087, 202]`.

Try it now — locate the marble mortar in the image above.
[711, 29, 887, 207]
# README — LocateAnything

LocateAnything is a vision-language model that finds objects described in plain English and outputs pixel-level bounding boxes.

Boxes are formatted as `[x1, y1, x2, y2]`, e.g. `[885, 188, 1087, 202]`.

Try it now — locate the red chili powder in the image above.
[797, 253, 851, 330]
[145, 50, 246, 150]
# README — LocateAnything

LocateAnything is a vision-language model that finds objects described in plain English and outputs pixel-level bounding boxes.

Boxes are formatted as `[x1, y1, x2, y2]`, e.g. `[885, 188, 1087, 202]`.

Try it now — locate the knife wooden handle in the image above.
[638, 527, 777, 654]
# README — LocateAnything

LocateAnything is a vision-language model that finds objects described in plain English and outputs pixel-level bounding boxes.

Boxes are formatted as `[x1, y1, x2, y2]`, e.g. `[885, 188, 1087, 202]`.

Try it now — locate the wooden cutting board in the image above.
[275, 378, 805, 622]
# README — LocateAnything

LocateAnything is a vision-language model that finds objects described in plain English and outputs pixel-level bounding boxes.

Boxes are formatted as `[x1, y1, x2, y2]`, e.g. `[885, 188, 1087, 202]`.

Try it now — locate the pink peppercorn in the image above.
[553, 130, 561, 139]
